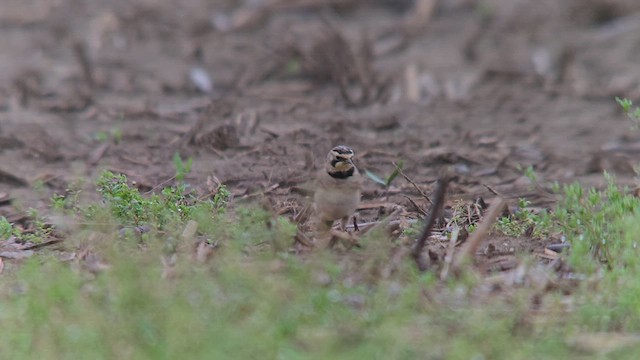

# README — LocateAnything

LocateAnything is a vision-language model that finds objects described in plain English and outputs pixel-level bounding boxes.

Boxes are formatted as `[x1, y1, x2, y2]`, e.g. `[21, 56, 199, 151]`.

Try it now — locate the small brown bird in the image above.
[313, 145, 362, 236]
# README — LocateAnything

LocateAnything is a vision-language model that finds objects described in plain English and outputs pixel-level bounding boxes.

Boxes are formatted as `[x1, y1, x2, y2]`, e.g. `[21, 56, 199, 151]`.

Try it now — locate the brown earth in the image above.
[1, 0, 640, 268]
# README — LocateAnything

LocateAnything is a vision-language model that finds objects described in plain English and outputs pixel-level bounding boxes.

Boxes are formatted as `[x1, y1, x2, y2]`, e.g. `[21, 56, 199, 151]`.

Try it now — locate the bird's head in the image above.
[326, 145, 356, 178]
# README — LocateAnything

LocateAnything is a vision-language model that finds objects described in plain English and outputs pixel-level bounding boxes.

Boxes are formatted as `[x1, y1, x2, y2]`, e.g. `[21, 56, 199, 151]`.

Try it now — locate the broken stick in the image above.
[412, 174, 449, 272]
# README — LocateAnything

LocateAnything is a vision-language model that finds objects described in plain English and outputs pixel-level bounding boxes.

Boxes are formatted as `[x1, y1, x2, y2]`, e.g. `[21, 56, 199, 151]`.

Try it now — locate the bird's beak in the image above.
[334, 158, 353, 171]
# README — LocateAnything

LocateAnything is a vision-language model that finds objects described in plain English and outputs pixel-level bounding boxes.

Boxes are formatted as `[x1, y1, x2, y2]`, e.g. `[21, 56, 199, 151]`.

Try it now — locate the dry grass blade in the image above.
[452, 198, 506, 273]
[221, 0, 360, 32]
[22, 239, 64, 251]
[181, 220, 198, 241]
[402, 195, 428, 217]
[361, 207, 404, 235]
[439, 225, 460, 280]
[0, 192, 11, 206]
[88, 142, 110, 165]
[346, 218, 418, 231]
[271, 0, 358, 10]
[393, 161, 432, 203]
[412, 174, 449, 272]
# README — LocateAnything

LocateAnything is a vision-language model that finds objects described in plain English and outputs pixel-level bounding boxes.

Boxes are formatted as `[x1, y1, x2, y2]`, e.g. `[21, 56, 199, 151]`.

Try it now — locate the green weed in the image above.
[93, 127, 123, 144]
[172, 152, 193, 182]
[496, 198, 551, 238]
[87, 171, 231, 234]
[616, 96, 640, 128]
[0, 216, 12, 239]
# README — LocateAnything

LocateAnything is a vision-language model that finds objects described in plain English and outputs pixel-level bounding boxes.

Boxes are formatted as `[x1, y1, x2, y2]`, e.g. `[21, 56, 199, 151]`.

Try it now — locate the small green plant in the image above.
[554, 172, 640, 270]
[401, 220, 422, 237]
[496, 198, 550, 238]
[51, 181, 84, 214]
[51, 193, 66, 211]
[13, 209, 55, 243]
[616, 96, 640, 128]
[285, 58, 301, 75]
[91, 170, 229, 231]
[112, 127, 123, 143]
[94, 171, 148, 225]
[93, 127, 123, 144]
[523, 165, 537, 183]
[94, 131, 109, 142]
[514, 164, 538, 189]
[173, 152, 193, 182]
[94, 171, 186, 228]
[0, 211, 56, 243]
[467, 223, 477, 233]
[212, 185, 232, 210]
[0, 216, 12, 239]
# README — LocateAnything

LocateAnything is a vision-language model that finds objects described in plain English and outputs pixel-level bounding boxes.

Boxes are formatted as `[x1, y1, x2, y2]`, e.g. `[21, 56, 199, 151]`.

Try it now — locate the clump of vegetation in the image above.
[0, 209, 55, 243]
[0, 216, 12, 239]
[93, 127, 123, 143]
[172, 152, 193, 182]
[556, 173, 640, 269]
[496, 198, 551, 238]
[552, 173, 640, 331]
[616, 96, 640, 128]
[88, 170, 229, 230]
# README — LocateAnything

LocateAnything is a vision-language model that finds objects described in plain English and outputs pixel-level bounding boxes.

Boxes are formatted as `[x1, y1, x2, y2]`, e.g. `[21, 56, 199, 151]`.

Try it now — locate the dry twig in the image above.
[22, 239, 64, 251]
[439, 225, 460, 280]
[412, 174, 449, 272]
[393, 161, 432, 203]
[72, 41, 95, 89]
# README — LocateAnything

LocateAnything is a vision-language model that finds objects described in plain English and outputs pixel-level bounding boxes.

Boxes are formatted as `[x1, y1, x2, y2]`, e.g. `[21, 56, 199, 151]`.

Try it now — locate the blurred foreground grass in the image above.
[2, 171, 640, 359]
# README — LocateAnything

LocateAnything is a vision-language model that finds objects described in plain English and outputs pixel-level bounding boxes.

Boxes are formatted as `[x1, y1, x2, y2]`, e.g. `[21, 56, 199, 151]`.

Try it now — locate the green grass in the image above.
[4, 170, 640, 358]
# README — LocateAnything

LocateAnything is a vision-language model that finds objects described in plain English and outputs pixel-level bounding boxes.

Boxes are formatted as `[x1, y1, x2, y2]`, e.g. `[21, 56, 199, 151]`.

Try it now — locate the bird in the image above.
[313, 145, 362, 241]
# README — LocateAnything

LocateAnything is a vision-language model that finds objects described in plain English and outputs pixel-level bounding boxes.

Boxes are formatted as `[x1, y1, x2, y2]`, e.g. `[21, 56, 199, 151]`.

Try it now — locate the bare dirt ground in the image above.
[2, 0, 640, 268]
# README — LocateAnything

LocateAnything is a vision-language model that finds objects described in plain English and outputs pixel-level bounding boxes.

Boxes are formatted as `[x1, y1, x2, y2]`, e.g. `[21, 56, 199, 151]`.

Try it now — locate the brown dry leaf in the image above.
[404, 64, 420, 102]
[194, 240, 217, 263]
[161, 254, 177, 280]
[0, 167, 29, 187]
[181, 220, 198, 241]
[0, 258, 4, 274]
[567, 333, 640, 355]
[0, 192, 11, 206]
[88, 142, 110, 165]
[543, 248, 560, 259]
